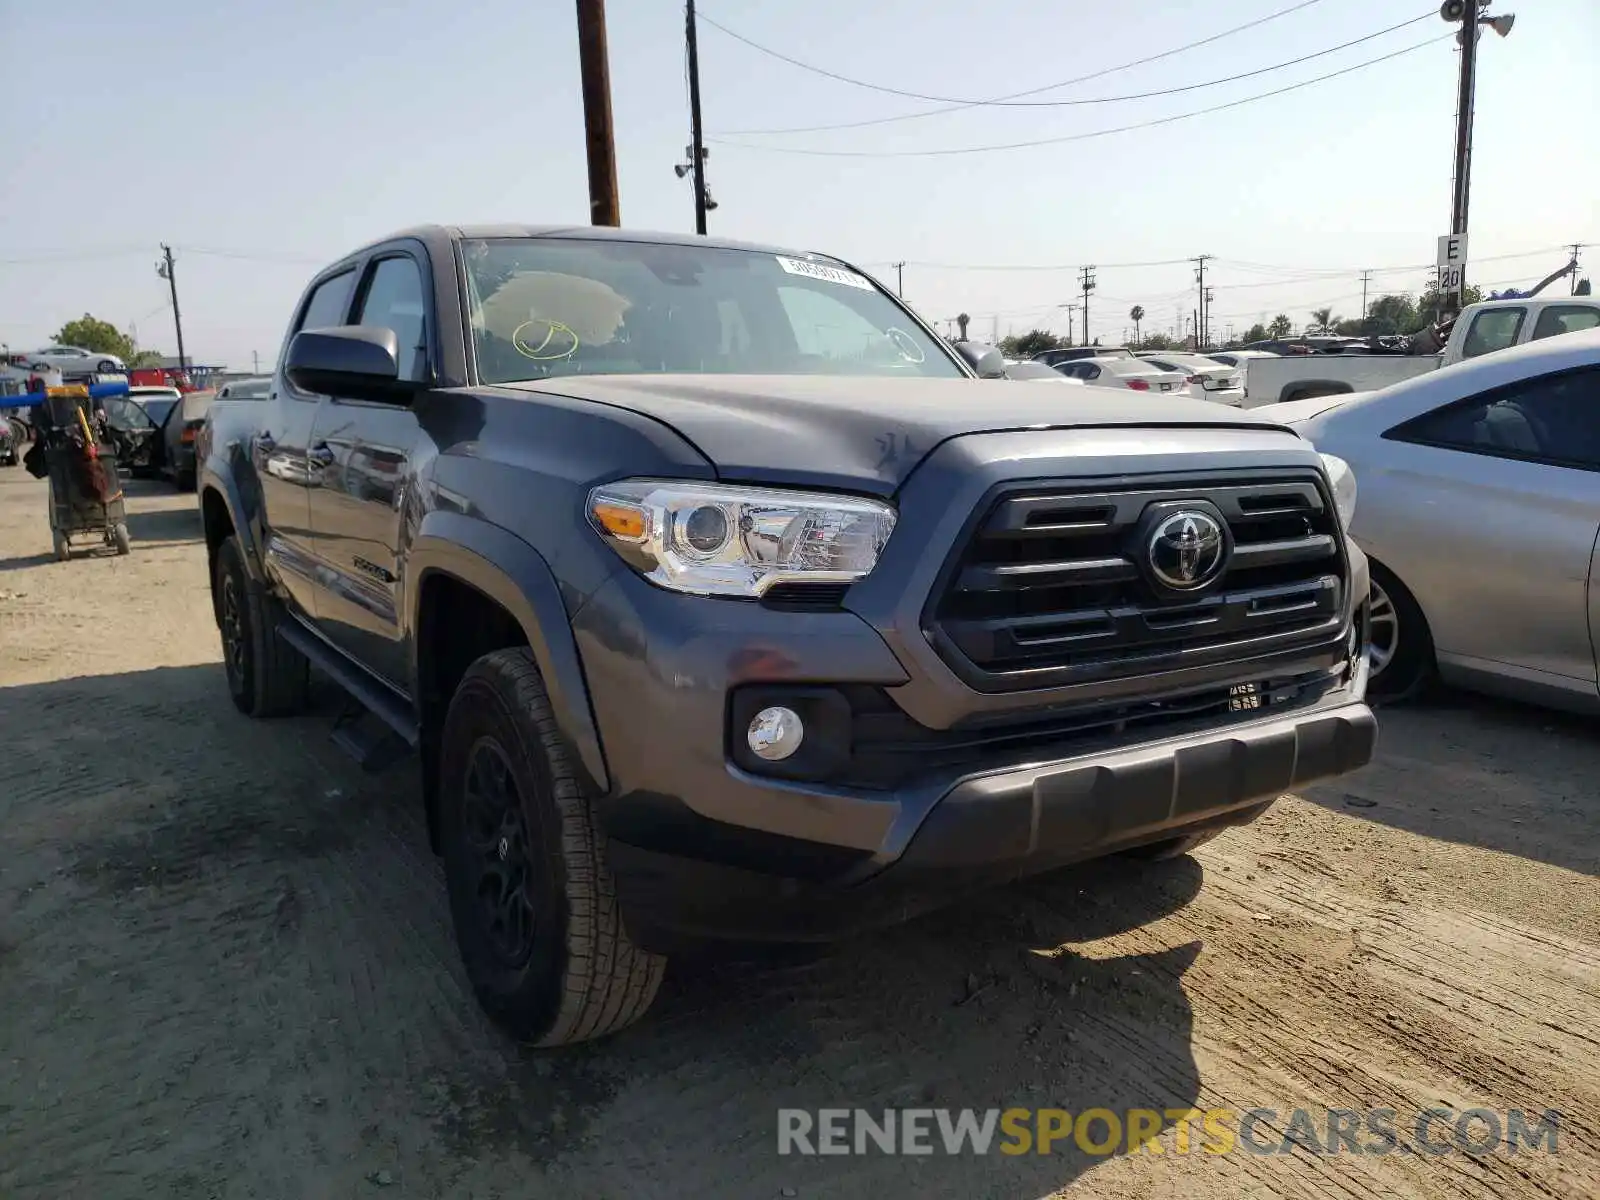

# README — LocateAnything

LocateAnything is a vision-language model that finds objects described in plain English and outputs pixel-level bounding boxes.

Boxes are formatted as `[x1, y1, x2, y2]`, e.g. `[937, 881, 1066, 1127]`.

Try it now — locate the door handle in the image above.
[309, 442, 336, 467]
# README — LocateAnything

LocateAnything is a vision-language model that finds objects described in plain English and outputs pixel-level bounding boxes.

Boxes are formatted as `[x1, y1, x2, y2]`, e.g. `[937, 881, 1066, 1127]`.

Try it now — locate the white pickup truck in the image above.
[1241, 296, 1600, 406]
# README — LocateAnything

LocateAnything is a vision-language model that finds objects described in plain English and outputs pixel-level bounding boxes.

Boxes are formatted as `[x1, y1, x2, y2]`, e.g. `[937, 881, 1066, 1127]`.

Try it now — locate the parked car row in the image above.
[98, 378, 271, 490]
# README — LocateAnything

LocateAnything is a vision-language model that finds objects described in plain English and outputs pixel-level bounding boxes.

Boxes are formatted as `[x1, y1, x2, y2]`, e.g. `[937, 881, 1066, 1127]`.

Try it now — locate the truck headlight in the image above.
[1319, 453, 1357, 530]
[587, 479, 897, 598]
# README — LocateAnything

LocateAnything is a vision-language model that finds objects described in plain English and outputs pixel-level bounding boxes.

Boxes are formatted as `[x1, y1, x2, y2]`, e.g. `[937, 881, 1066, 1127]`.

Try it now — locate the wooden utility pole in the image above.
[157, 245, 187, 375]
[891, 261, 905, 297]
[686, 0, 708, 235]
[1078, 266, 1096, 347]
[576, 0, 621, 226]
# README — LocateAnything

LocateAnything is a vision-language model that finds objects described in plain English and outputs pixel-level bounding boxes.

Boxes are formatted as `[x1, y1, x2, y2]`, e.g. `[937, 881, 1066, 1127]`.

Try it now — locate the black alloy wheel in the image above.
[460, 738, 542, 969]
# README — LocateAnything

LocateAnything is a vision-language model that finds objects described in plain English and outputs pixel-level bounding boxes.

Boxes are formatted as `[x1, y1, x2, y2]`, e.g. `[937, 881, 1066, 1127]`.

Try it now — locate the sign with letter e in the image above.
[1436, 234, 1468, 294]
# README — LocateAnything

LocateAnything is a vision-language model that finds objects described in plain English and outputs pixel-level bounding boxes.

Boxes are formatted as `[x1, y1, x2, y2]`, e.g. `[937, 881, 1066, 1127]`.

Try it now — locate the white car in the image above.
[1002, 360, 1085, 385]
[24, 345, 125, 375]
[216, 377, 274, 400]
[1203, 349, 1280, 365]
[1135, 352, 1244, 405]
[1053, 355, 1188, 395]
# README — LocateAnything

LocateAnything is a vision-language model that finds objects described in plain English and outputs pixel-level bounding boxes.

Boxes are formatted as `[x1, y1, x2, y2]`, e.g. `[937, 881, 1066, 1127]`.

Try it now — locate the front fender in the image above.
[198, 455, 265, 582]
[407, 510, 610, 793]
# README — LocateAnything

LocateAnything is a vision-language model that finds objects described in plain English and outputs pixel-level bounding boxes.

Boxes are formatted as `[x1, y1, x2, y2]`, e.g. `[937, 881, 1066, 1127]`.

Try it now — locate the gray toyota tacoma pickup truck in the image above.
[198, 224, 1376, 1046]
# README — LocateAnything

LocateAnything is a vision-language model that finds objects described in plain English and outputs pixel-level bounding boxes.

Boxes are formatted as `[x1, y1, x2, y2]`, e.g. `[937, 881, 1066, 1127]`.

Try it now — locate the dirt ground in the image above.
[1, 467, 1596, 1200]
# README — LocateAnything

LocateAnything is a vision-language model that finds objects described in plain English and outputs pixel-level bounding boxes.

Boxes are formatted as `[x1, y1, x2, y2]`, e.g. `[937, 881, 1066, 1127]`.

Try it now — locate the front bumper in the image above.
[605, 697, 1374, 947]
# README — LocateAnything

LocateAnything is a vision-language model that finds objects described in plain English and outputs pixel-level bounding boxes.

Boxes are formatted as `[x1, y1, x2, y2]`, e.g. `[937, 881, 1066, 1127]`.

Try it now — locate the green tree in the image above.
[999, 328, 1061, 358]
[1129, 305, 1145, 345]
[1240, 322, 1269, 344]
[1415, 283, 1484, 329]
[1308, 307, 1339, 334]
[127, 349, 164, 368]
[1267, 313, 1293, 339]
[51, 314, 138, 361]
[1360, 294, 1418, 337]
[1138, 331, 1177, 351]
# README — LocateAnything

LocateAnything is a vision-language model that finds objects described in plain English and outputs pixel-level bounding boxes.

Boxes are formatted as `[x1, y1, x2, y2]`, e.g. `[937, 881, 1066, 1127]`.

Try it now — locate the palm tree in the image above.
[1309, 307, 1337, 334]
[1129, 305, 1145, 346]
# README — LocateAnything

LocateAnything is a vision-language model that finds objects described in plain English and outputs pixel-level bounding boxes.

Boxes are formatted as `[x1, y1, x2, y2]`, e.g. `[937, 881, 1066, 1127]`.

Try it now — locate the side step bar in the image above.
[276, 618, 419, 771]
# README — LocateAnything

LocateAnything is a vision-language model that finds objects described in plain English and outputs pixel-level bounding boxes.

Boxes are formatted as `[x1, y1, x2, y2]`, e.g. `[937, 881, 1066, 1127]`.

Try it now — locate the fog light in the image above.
[747, 706, 804, 761]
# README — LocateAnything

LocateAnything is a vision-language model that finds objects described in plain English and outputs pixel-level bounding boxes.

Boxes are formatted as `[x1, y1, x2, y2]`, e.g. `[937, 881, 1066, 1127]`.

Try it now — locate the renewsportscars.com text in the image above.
[777, 1107, 1561, 1157]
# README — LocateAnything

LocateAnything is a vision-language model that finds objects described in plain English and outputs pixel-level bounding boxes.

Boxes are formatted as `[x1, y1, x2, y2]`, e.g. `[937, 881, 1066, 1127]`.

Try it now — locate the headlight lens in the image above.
[1319, 453, 1357, 530]
[587, 479, 897, 598]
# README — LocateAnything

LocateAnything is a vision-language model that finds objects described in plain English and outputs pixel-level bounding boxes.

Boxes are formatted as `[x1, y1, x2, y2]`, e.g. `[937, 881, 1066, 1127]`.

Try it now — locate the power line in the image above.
[702, 1, 1324, 135]
[861, 245, 1587, 279]
[713, 10, 1432, 135]
[710, 35, 1453, 158]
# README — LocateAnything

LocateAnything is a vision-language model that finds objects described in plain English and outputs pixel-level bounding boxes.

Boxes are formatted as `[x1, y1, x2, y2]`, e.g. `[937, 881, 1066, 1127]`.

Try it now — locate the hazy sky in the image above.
[2, 0, 1595, 366]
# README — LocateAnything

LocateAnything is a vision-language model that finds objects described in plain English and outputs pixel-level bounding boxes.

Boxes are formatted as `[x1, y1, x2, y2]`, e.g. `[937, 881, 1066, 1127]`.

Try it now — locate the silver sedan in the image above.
[1279, 327, 1600, 711]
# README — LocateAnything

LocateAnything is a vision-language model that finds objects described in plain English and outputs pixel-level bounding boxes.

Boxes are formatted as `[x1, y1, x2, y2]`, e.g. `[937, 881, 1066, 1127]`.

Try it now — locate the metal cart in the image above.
[35, 387, 131, 560]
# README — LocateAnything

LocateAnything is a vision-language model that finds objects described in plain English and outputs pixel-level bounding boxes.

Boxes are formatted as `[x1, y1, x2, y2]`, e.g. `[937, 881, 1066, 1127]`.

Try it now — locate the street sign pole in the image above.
[1436, 233, 1469, 311]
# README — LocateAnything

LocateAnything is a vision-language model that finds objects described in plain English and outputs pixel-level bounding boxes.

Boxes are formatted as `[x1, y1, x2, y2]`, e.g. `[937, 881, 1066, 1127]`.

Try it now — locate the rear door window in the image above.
[1460, 308, 1526, 359]
[1531, 304, 1600, 342]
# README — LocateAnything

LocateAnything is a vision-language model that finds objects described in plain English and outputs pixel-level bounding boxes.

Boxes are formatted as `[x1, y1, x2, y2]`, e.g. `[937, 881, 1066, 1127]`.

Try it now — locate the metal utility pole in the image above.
[1078, 266, 1096, 346]
[576, 0, 621, 226]
[1063, 303, 1076, 345]
[1571, 243, 1583, 294]
[157, 245, 187, 375]
[891, 261, 906, 297]
[252, 351, 261, 375]
[1202, 287, 1215, 348]
[1360, 270, 1373, 319]
[1444, 0, 1515, 312]
[685, 0, 708, 234]
[1192, 255, 1212, 350]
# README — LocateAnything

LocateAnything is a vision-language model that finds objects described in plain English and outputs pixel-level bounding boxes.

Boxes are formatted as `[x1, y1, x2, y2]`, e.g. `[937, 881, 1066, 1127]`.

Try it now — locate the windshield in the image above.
[135, 397, 178, 426]
[460, 237, 962, 384]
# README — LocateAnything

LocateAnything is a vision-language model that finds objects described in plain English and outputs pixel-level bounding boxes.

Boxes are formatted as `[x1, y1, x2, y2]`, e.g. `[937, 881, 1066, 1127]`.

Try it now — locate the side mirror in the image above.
[953, 339, 1007, 379]
[286, 326, 417, 403]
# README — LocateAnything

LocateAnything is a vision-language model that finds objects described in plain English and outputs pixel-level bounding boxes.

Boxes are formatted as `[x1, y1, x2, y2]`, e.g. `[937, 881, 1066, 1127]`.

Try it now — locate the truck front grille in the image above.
[929, 473, 1346, 690]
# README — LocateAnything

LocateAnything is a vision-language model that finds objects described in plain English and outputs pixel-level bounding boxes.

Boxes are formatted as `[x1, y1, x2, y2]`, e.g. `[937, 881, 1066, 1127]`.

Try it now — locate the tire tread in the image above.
[459, 648, 663, 1046]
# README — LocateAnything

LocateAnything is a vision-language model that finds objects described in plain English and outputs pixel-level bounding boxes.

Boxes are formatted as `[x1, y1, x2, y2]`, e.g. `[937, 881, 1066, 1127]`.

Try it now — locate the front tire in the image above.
[213, 535, 309, 717]
[97, 360, 118, 374]
[1367, 561, 1434, 703]
[439, 647, 665, 1046]
[112, 522, 131, 555]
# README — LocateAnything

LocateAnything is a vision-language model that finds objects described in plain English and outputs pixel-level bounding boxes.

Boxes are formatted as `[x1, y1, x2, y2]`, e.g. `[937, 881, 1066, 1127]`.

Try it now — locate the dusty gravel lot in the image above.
[1, 466, 1596, 1200]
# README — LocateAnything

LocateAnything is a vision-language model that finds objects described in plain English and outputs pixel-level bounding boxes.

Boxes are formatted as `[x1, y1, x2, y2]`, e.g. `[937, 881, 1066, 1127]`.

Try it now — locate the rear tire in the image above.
[112, 522, 131, 555]
[439, 647, 665, 1046]
[214, 535, 309, 717]
[1367, 561, 1434, 703]
[52, 530, 70, 561]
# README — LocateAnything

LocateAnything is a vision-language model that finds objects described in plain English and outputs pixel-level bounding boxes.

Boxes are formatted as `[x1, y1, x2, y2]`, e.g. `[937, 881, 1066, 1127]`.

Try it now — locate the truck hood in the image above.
[501, 374, 1293, 494]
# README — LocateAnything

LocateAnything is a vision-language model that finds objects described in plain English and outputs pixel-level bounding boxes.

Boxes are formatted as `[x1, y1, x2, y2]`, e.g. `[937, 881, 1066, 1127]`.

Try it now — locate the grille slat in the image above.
[931, 475, 1347, 687]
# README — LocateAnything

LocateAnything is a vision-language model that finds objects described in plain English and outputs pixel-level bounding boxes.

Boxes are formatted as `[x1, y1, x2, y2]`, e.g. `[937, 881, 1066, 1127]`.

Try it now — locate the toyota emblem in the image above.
[1148, 510, 1228, 591]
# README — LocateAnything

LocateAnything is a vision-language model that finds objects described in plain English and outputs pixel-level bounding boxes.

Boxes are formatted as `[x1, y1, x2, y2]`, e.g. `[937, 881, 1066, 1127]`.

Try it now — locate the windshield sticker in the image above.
[775, 256, 874, 291]
[885, 328, 926, 364]
[512, 318, 580, 362]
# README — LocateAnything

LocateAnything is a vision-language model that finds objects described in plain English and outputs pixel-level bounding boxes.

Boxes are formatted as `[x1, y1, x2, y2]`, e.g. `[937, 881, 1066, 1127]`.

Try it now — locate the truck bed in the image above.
[1242, 353, 1439, 407]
